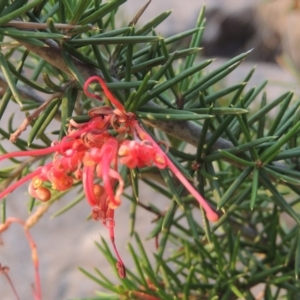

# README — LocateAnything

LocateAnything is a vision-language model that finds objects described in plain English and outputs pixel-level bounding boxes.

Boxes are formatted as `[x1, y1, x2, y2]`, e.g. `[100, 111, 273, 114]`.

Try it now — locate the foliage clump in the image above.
[0, 1, 300, 299]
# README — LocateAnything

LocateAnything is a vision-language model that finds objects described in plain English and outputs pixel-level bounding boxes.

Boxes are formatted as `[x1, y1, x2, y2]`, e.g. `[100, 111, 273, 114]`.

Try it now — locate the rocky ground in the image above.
[1, 1, 300, 299]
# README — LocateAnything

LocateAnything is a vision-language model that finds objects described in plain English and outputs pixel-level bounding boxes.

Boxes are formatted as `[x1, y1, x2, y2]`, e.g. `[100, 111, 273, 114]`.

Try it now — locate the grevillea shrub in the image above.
[1, 1, 300, 299]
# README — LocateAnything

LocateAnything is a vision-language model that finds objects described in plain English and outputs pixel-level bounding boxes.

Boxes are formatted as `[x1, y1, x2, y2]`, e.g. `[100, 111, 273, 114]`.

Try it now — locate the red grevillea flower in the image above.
[84, 76, 219, 222]
[0, 75, 219, 286]
[0, 121, 127, 278]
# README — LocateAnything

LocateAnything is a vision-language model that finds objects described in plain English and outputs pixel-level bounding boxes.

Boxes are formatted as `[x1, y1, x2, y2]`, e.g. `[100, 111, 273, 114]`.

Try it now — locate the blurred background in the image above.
[123, 0, 300, 67]
[1, 0, 300, 299]
[122, 0, 300, 98]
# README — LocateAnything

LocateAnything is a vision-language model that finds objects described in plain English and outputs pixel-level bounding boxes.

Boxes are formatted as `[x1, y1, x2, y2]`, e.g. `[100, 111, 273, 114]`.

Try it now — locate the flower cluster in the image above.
[0, 76, 218, 278]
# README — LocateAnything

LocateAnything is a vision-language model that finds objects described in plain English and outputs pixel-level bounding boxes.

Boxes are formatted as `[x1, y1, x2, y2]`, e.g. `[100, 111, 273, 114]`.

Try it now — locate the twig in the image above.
[25, 203, 51, 230]
[17, 40, 102, 80]
[144, 117, 233, 150]
[0, 218, 41, 300]
[9, 81, 75, 143]
[129, 0, 152, 26]
[0, 263, 20, 300]
[0, 157, 41, 194]
[0, 73, 44, 104]
[9, 92, 61, 142]
[3, 20, 94, 30]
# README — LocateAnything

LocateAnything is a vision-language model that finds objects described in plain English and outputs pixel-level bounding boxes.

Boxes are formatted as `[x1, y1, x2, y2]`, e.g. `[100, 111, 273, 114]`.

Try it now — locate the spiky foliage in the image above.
[0, 1, 300, 299]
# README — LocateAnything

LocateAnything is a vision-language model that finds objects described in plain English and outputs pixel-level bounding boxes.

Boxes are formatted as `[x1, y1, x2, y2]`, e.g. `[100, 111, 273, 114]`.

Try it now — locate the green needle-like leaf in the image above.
[264, 166, 300, 185]
[135, 10, 172, 36]
[127, 72, 152, 111]
[160, 169, 183, 208]
[203, 136, 276, 163]
[6, 59, 51, 94]
[295, 227, 300, 279]
[218, 166, 253, 209]
[137, 111, 212, 121]
[124, 28, 134, 82]
[127, 243, 148, 289]
[0, 0, 43, 26]
[260, 170, 300, 225]
[69, 0, 91, 24]
[0, 0, 10, 15]
[203, 83, 246, 105]
[0, 28, 67, 39]
[188, 107, 248, 114]
[78, 0, 126, 25]
[268, 92, 293, 136]
[155, 253, 182, 287]
[79, 267, 118, 293]
[129, 169, 139, 201]
[28, 98, 61, 145]
[256, 92, 267, 139]
[139, 59, 213, 106]
[248, 265, 284, 284]
[250, 168, 259, 209]
[249, 92, 292, 126]
[68, 35, 160, 46]
[0, 90, 12, 120]
[128, 197, 137, 236]
[183, 50, 251, 99]
[267, 165, 300, 178]
[51, 192, 84, 218]
[219, 150, 256, 167]
[0, 52, 23, 106]
[162, 200, 178, 231]
[261, 120, 300, 164]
